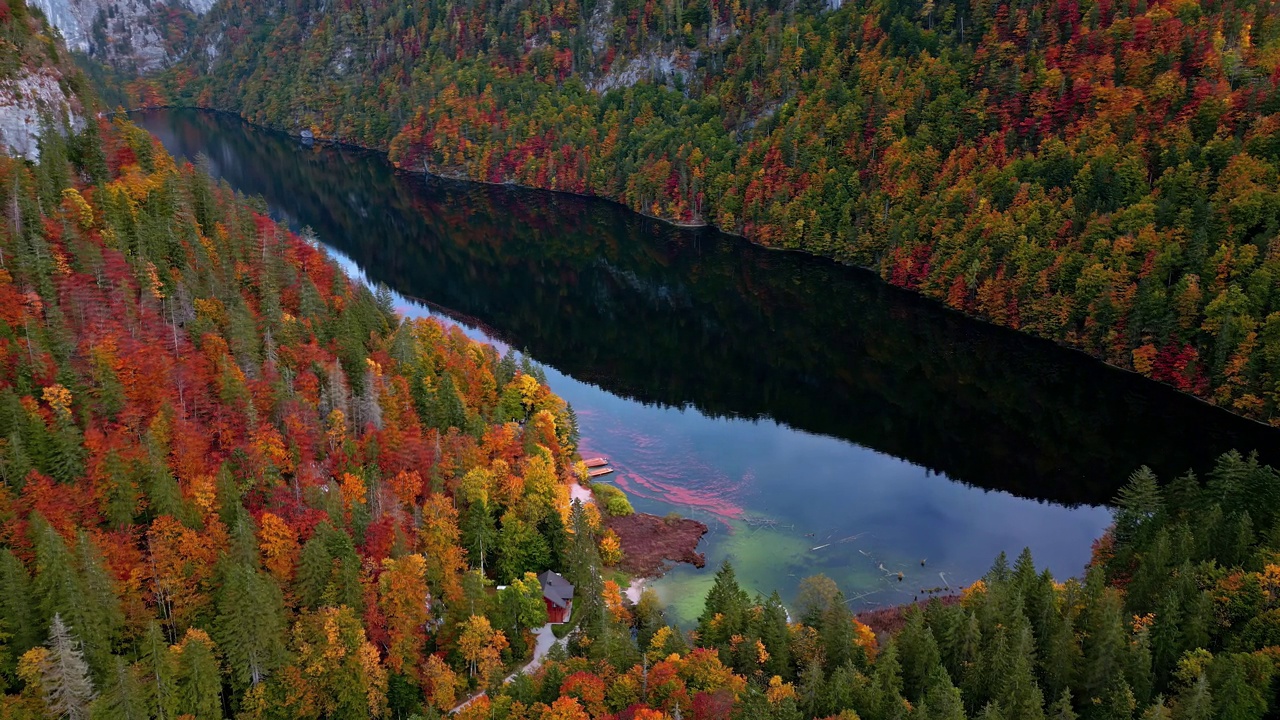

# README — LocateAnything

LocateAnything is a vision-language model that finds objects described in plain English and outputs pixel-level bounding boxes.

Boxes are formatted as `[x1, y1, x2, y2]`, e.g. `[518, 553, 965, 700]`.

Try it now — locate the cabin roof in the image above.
[538, 571, 574, 608]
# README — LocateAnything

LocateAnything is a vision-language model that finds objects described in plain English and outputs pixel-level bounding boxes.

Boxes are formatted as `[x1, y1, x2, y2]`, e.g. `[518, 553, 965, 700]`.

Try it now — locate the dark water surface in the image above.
[135, 108, 1280, 622]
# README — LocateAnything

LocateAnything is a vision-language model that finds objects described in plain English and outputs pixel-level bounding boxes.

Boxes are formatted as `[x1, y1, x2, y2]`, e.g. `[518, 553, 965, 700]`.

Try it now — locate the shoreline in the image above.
[568, 478, 700, 604]
[122, 105, 1280, 434]
[625, 577, 648, 604]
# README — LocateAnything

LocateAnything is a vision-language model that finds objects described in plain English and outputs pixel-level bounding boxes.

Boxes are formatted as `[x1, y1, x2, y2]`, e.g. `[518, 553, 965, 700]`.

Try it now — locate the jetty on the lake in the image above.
[588, 467, 615, 477]
[583, 457, 609, 468]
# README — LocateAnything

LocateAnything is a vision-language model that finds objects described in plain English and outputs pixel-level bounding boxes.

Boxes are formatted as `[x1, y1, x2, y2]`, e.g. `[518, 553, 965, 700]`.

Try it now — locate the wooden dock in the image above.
[583, 457, 609, 468]
[587, 467, 615, 477]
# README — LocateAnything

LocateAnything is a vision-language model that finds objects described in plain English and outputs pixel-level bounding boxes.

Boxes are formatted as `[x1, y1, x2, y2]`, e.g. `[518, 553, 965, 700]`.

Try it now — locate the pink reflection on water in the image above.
[579, 417, 746, 528]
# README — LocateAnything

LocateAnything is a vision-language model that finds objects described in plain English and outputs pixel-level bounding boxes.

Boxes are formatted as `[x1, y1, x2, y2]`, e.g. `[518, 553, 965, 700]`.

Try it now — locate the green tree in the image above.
[33, 520, 121, 675]
[1208, 653, 1272, 720]
[565, 501, 603, 638]
[496, 515, 551, 583]
[172, 631, 221, 720]
[461, 500, 497, 575]
[213, 562, 287, 690]
[897, 607, 942, 702]
[0, 549, 38, 666]
[1049, 691, 1079, 720]
[696, 561, 750, 657]
[918, 666, 966, 720]
[495, 573, 548, 656]
[136, 623, 177, 720]
[90, 657, 147, 720]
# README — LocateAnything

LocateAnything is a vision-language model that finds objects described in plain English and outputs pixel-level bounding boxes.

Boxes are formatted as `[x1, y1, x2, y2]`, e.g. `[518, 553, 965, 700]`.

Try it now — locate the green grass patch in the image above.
[590, 481, 634, 516]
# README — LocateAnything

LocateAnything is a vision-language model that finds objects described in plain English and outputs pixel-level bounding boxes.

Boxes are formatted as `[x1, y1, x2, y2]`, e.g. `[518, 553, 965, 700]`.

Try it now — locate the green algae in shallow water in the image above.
[648, 517, 890, 627]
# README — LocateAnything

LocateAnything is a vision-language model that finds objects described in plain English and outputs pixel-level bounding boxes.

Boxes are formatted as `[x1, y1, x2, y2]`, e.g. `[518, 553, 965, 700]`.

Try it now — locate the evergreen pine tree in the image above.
[1080, 575, 1128, 704]
[1040, 603, 1083, 702]
[565, 501, 604, 639]
[696, 561, 749, 655]
[755, 592, 792, 679]
[35, 116, 71, 211]
[90, 656, 147, 720]
[33, 518, 117, 673]
[1048, 690, 1078, 720]
[41, 615, 97, 720]
[214, 563, 287, 690]
[538, 510, 568, 573]
[987, 552, 1012, 584]
[173, 632, 221, 720]
[1114, 467, 1163, 546]
[972, 700, 1006, 720]
[1208, 653, 1272, 720]
[1127, 628, 1155, 708]
[429, 373, 467, 432]
[1138, 699, 1173, 720]
[997, 626, 1045, 720]
[1095, 680, 1137, 720]
[296, 529, 333, 610]
[918, 666, 966, 720]
[897, 606, 942, 702]
[73, 532, 123, 675]
[33, 517, 79, 628]
[0, 549, 38, 661]
[872, 642, 908, 720]
[795, 657, 827, 718]
[820, 593, 864, 670]
[137, 623, 177, 720]
[461, 500, 497, 574]
[497, 350, 518, 387]
[69, 119, 108, 185]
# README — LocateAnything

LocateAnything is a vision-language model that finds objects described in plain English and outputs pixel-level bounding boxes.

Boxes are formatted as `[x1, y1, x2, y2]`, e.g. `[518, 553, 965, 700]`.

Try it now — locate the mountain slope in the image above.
[0, 8, 591, 719]
[139, 0, 1280, 424]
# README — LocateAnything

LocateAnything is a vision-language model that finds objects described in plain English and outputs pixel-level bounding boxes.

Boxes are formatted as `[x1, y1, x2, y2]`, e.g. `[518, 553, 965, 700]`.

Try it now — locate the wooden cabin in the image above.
[538, 571, 574, 624]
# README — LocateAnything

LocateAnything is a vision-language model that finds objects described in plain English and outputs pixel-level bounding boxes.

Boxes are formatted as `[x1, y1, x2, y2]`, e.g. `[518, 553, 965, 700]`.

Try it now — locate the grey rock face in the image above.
[27, 0, 212, 71]
[0, 68, 82, 161]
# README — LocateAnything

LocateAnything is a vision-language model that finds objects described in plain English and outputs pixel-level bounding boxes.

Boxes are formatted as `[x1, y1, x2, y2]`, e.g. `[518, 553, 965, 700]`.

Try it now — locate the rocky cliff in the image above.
[0, 67, 83, 161]
[0, 3, 90, 161]
[28, 0, 212, 71]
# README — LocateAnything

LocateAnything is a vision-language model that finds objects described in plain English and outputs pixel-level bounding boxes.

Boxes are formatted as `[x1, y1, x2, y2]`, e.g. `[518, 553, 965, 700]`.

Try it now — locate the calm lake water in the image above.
[135, 109, 1280, 624]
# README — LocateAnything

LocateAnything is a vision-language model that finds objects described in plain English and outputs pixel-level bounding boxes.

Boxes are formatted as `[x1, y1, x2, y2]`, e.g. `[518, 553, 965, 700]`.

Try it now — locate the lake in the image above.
[135, 108, 1280, 625]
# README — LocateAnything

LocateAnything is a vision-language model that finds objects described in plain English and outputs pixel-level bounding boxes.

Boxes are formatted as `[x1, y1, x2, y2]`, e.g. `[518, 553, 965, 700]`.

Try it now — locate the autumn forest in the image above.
[121, 0, 1280, 424]
[1, 0, 1280, 717]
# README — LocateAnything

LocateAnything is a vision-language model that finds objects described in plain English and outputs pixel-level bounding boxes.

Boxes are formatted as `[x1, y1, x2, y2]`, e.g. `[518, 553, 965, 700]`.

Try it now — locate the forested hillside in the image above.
[0, 9, 604, 714]
[129, 0, 1280, 423]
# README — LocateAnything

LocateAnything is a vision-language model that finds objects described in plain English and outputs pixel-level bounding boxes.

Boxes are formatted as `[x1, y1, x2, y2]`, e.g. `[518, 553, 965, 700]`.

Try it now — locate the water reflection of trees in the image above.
[138, 109, 1280, 508]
